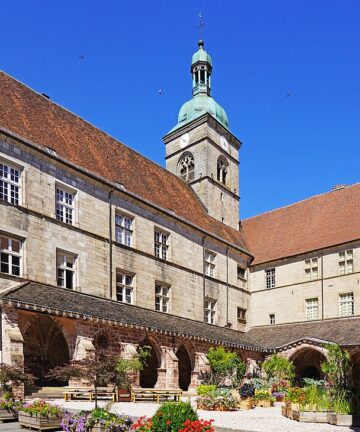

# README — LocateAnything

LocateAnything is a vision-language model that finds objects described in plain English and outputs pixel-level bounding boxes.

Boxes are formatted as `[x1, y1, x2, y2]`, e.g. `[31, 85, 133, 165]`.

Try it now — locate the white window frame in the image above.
[237, 307, 247, 323]
[0, 159, 22, 206]
[155, 283, 170, 313]
[265, 268, 276, 289]
[154, 229, 169, 260]
[57, 251, 76, 289]
[305, 298, 319, 320]
[205, 250, 216, 278]
[55, 184, 76, 225]
[339, 292, 354, 317]
[305, 258, 319, 281]
[339, 250, 353, 275]
[0, 235, 22, 276]
[205, 298, 216, 324]
[116, 272, 134, 304]
[269, 313, 276, 325]
[115, 213, 133, 247]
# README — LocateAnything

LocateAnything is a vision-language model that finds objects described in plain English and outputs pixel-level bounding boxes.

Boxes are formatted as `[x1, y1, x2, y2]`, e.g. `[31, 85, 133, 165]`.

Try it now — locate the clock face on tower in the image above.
[180, 133, 190, 148]
[220, 135, 228, 151]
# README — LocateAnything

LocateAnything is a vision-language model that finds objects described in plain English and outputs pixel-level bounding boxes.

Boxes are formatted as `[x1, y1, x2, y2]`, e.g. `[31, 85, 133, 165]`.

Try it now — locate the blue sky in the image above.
[1, 1, 360, 219]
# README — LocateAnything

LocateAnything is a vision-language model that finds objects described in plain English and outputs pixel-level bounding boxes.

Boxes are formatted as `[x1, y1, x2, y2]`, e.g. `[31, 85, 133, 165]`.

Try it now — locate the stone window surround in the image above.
[0, 155, 23, 206]
[116, 270, 134, 304]
[205, 297, 216, 325]
[56, 249, 77, 289]
[205, 250, 216, 278]
[339, 250, 353, 275]
[339, 292, 354, 317]
[265, 267, 276, 289]
[154, 228, 169, 260]
[237, 307, 247, 323]
[305, 257, 319, 281]
[269, 313, 276, 325]
[115, 211, 134, 247]
[55, 181, 77, 226]
[305, 297, 319, 321]
[155, 282, 170, 313]
[0, 233, 22, 277]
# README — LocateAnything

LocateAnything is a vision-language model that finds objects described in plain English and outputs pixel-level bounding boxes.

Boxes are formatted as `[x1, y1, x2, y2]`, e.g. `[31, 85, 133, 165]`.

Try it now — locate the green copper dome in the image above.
[177, 94, 229, 129]
[171, 40, 229, 131]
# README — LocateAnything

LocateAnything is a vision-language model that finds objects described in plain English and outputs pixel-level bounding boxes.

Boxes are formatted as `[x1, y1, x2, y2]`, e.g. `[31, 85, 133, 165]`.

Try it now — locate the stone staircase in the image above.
[25, 385, 65, 400]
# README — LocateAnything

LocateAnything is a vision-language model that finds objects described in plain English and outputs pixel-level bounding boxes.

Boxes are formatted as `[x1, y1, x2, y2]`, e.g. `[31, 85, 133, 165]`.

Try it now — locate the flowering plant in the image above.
[197, 393, 237, 411]
[178, 419, 215, 432]
[0, 398, 19, 414]
[61, 409, 132, 432]
[19, 399, 63, 418]
[131, 416, 153, 431]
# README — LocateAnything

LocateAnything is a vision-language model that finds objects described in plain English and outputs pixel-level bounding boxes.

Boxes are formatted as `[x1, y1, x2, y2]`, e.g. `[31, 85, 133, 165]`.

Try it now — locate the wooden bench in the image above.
[63, 386, 117, 402]
[131, 388, 182, 403]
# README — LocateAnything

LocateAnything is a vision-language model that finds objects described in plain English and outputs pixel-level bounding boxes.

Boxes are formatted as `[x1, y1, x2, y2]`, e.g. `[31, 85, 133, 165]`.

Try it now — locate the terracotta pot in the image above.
[118, 388, 131, 402]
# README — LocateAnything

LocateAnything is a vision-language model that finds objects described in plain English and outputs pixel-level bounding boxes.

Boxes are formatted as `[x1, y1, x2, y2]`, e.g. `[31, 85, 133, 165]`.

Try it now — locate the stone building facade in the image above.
[1, 41, 360, 394]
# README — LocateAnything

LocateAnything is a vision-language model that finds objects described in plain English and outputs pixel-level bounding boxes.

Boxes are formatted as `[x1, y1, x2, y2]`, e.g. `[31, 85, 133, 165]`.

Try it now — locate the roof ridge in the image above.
[242, 182, 360, 222]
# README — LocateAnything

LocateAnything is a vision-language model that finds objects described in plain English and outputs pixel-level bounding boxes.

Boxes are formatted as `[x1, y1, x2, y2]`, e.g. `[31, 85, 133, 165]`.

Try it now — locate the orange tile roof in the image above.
[243, 184, 360, 265]
[0, 71, 249, 253]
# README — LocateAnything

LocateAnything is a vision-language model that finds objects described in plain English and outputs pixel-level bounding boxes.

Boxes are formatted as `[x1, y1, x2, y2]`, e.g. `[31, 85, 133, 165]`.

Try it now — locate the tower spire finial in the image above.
[197, 12, 205, 40]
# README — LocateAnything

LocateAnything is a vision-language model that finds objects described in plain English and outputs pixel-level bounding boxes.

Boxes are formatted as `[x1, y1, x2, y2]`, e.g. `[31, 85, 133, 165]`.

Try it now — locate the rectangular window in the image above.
[205, 298, 216, 324]
[269, 313, 276, 325]
[237, 266, 246, 280]
[205, 251, 216, 277]
[339, 293, 354, 317]
[57, 252, 76, 289]
[56, 186, 75, 225]
[0, 161, 21, 205]
[155, 283, 170, 313]
[305, 258, 319, 281]
[306, 298, 319, 320]
[265, 268, 276, 289]
[115, 213, 133, 247]
[154, 230, 169, 260]
[0, 235, 21, 276]
[116, 272, 133, 304]
[237, 307, 247, 323]
[339, 250, 353, 275]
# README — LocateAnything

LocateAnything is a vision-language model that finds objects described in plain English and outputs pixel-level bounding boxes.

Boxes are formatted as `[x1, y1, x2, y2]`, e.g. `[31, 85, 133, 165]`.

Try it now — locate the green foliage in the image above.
[114, 346, 151, 390]
[302, 378, 326, 388]
[206, 347, 246, 387]
[262, 354, 295, 381]
[285, 387, 305, 404]
[254, 390, 274, 401]
[196, 384, 216, 397]
[196, 393, 237, 411]
[333, 390, 352, 414]
[300, 385, 330, 412]
[20, 400, 63, 417]
[152, 402, 198, 432]
[321, 344, 351, 393]
[0, 363, 34, 396]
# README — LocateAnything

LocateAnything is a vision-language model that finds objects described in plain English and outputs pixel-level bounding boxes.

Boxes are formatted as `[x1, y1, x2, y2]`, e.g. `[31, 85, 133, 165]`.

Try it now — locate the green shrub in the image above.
[196, 384, 216, 397]
[152, 402, 198, 432]
[262, 354, 295, 381]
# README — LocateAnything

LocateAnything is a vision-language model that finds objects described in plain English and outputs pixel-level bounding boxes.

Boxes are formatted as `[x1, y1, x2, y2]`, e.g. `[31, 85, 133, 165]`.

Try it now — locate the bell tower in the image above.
[163, 41, 242, 229]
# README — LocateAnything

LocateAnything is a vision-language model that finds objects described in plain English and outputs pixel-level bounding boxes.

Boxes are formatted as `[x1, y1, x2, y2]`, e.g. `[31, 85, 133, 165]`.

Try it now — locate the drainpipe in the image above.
[321, 255, 324, 320]
[108, 189, 115, 299]
[226, 247, 230, 325]
[202, 236, 206, 322]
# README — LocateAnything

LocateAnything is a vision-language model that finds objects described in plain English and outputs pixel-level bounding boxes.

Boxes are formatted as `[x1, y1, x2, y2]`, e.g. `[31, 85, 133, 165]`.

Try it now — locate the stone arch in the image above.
[351, 350, 360, 388]
[217, 155, 229, 185]
[22, 314, 70, 386]
[176, 341, 195, 391]
[178, 152, 195, 182]
[139, 335, 162, 388]
[289, 346, 327, 384]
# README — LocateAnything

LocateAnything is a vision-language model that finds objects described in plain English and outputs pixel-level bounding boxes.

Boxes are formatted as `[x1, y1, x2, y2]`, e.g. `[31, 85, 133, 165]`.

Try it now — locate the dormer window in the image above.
[217, 156, 228, 185]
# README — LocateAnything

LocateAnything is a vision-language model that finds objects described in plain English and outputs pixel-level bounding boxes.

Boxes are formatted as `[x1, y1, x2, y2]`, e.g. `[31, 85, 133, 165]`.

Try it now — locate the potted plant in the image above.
[0, 363, 34, 421]
[113, 346, 150, 402]
[253, 390, 275, 408]
[238, 383, 254, 410]
[61, 408, 132, 432]
[18, 399, 63, 431]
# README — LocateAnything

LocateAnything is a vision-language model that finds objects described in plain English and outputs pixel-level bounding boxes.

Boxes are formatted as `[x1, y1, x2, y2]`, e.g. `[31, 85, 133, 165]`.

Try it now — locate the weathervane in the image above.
[197, 12, 205, 39]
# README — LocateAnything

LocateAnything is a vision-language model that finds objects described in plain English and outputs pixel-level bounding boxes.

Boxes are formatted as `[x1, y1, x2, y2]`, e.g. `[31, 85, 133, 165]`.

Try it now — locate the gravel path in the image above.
[50, 399, 360, 432]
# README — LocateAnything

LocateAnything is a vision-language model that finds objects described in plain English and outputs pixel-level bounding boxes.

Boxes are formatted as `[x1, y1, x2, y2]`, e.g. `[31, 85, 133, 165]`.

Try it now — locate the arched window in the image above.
[217, 156, 229, 185]
[178, 152, 195, 182]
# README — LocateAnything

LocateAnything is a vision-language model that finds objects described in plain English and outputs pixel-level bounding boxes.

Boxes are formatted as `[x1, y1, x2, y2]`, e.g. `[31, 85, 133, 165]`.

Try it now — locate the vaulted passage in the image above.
[139, 338, 160, 388]
[177, 344, 192, 391]
[23, 315, 69, 386]
[290, 347, 326, 384]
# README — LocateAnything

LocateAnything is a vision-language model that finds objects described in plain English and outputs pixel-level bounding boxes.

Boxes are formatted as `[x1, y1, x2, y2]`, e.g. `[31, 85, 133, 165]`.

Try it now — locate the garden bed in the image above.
[18, 412, 61, 431]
